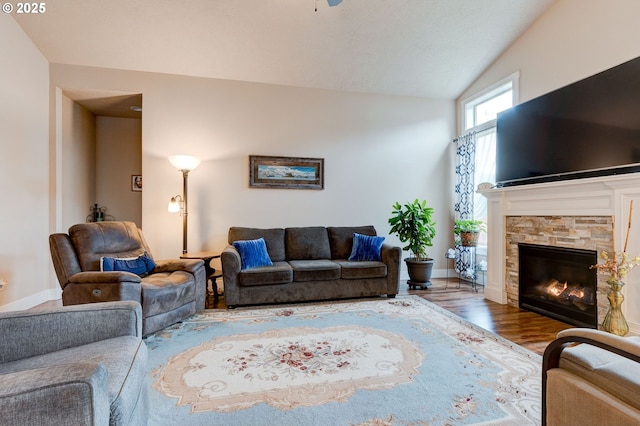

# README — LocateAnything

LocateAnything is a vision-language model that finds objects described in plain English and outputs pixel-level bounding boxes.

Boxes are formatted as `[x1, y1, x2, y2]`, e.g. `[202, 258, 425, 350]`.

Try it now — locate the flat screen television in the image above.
[496, 56, 640, 187]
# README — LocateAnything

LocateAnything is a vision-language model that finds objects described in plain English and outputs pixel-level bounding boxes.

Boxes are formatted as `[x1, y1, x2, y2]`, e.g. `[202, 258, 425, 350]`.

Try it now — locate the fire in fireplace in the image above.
[518, 243, 598, 328]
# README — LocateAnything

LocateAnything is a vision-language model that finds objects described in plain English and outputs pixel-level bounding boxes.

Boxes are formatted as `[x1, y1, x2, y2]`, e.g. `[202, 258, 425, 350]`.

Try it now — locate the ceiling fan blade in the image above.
[327, 0, 343, 6]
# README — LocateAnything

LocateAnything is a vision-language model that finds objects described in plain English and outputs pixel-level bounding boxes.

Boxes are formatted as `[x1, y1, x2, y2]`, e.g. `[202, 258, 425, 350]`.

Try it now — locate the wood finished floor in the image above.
[398, 278, 573, 356]
[37, 277, 572, 356]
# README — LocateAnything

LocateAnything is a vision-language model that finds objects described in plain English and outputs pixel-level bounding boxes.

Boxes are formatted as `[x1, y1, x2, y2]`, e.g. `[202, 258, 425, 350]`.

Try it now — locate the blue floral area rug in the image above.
[144, 296, 541, 425]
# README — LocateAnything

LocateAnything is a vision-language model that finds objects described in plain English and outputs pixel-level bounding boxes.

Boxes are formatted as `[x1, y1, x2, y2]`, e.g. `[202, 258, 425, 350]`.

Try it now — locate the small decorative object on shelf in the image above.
[445, 248, 456, 259]
[444, 249, 456, 288]
[463, 268, 475, 280]
[86, 204, 114, 223]
[590, 200, 640, 336]
[478, 259, 488, 271]
[474, 264, 486, 291]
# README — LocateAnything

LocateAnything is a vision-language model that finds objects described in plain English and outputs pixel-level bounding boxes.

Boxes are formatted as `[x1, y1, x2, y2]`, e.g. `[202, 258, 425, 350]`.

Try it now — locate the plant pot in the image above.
[405, 257, 434, 290]
[460, 231, 479, 247]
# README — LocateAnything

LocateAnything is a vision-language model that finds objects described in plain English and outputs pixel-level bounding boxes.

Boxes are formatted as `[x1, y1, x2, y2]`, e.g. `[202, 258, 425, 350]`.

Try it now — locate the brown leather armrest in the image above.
[152, 258, 204, 273]
[68, 271, 141, 284]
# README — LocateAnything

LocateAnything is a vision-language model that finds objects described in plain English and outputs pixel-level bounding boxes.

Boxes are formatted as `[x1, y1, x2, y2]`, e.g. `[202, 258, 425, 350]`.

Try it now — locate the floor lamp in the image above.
[168, 155, 201, 254]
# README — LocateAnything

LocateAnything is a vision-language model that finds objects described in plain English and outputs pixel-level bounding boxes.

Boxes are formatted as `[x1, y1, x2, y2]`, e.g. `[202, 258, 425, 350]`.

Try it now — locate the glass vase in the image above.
[602, 280, 629, 336]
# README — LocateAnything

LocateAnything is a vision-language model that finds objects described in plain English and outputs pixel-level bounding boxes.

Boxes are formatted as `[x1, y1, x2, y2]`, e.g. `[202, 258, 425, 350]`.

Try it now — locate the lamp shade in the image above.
[168, 196, 181, 213]
[168, 155, 201, 171]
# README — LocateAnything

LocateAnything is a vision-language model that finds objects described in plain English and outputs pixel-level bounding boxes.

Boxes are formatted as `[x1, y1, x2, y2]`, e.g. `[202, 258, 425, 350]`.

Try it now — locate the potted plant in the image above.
[388, 199, 436, 289]
[453, 219, 486, 247]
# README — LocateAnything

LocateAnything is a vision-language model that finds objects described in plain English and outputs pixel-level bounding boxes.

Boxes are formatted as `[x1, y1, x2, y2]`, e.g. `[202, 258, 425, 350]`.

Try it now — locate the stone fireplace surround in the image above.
[506, 215, 609, 324]
[480, 173, 640, 331]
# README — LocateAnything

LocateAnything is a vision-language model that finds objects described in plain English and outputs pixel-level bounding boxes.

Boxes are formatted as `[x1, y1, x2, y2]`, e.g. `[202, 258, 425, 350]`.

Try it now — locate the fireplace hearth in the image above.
[518, 243, 598, 328]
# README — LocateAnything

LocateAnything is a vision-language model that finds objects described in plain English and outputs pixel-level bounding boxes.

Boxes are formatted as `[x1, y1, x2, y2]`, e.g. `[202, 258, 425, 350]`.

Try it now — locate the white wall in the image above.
[50, 65, 455, 274]
[460, 0, 640, 105]
[96, 116, 142, 226]
[0, 14, 51, 310]
[60, 94, 96, 229]
[460, 0, 640, 316]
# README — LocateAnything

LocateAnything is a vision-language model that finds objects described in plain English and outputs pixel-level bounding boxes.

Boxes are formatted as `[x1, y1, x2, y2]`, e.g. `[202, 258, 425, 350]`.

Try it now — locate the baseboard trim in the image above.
[0, 288, 62, 312]
[484, 286, 507, 305]
[400, 268, 458, 281]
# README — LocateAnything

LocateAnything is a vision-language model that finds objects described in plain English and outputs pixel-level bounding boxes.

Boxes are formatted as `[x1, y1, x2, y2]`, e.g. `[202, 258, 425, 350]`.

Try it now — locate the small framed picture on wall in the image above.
[131, 175, 142, 192]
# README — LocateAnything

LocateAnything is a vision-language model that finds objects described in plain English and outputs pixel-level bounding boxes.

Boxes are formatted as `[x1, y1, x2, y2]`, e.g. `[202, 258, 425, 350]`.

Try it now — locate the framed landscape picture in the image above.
[249, 155, 324, 190]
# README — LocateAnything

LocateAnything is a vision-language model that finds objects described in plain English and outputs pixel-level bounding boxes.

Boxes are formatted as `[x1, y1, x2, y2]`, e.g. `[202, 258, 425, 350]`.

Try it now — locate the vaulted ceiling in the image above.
[14, 0, 557, 102]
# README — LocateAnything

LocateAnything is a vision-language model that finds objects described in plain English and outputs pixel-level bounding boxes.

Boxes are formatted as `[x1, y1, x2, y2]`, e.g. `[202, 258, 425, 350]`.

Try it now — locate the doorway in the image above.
[55, 89, 143, 229]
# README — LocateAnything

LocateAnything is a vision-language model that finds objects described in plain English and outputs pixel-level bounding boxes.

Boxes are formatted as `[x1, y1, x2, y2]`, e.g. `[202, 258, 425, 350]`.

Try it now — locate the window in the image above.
[459, 73, 518, 250]
[464, 82, 513, 131]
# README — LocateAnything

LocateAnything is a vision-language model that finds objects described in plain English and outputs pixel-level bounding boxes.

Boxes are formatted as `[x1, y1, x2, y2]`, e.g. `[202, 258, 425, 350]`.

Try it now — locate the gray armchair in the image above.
[0, 301, 147, 426]
[49, 221, 206, 335]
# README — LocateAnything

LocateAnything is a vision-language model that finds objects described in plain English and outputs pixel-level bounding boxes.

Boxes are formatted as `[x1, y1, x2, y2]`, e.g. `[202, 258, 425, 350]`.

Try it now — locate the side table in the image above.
[180, 251, 221, 309]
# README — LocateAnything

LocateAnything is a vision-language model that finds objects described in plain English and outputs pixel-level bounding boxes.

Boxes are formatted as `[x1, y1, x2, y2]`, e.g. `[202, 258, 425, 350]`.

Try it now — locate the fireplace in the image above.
[518, 243, 598, 328]
[479, 175, 639, 330]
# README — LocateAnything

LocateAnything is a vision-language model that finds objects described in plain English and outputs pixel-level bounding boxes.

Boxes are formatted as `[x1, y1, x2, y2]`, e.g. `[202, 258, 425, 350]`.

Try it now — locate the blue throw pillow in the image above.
[101, 252, 156, 277]
[348, 233, 385, 261]
[233, 237, 273, 270]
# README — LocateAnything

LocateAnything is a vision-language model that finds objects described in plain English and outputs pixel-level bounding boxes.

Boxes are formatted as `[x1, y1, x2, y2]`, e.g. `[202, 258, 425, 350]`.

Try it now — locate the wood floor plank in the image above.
[401, 278, 573, 355]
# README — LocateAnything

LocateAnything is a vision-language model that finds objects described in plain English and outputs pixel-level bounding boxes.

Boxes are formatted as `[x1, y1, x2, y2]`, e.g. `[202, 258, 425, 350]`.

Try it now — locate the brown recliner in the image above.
[49, 221, 206, 335]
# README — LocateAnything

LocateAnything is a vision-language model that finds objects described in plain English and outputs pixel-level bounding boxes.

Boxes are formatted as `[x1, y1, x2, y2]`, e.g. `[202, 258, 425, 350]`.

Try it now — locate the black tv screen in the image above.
[496, 56, 640, 187]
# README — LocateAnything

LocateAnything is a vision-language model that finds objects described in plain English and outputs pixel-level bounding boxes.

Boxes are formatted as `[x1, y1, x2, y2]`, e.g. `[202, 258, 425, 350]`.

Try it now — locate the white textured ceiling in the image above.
[14, 0, 556, 100]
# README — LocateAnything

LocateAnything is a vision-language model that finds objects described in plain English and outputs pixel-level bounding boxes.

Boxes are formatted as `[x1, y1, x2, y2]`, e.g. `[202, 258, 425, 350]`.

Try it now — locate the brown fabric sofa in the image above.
[49, 221, 206, 335]
[542, 328, 640, 426]
[221, 226, 401, 308]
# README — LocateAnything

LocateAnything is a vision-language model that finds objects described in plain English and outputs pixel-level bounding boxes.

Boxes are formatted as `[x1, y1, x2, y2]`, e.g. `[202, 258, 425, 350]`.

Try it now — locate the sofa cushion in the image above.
[559, 336, 640, 410]
[327, 226, 377, 260]
[100, 252, 156, 276]
[334, 260, 387, 279]
[228, 227, 286, 262]
[238, 261, 293, 286]
[288, 260, 341, 282]
[348, 233, 385, 261]
[141, 271, 196, 317]
[285, 227, 331, 260]
[0, 336, 147, 426]
[0, 363, 111, 426]
[232, 238, 273, 270]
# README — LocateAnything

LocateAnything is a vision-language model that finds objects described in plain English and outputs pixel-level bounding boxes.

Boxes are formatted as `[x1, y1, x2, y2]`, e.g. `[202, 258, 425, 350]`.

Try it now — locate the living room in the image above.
[3, 0, 639, 315]
[3, 0, 640, 424]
